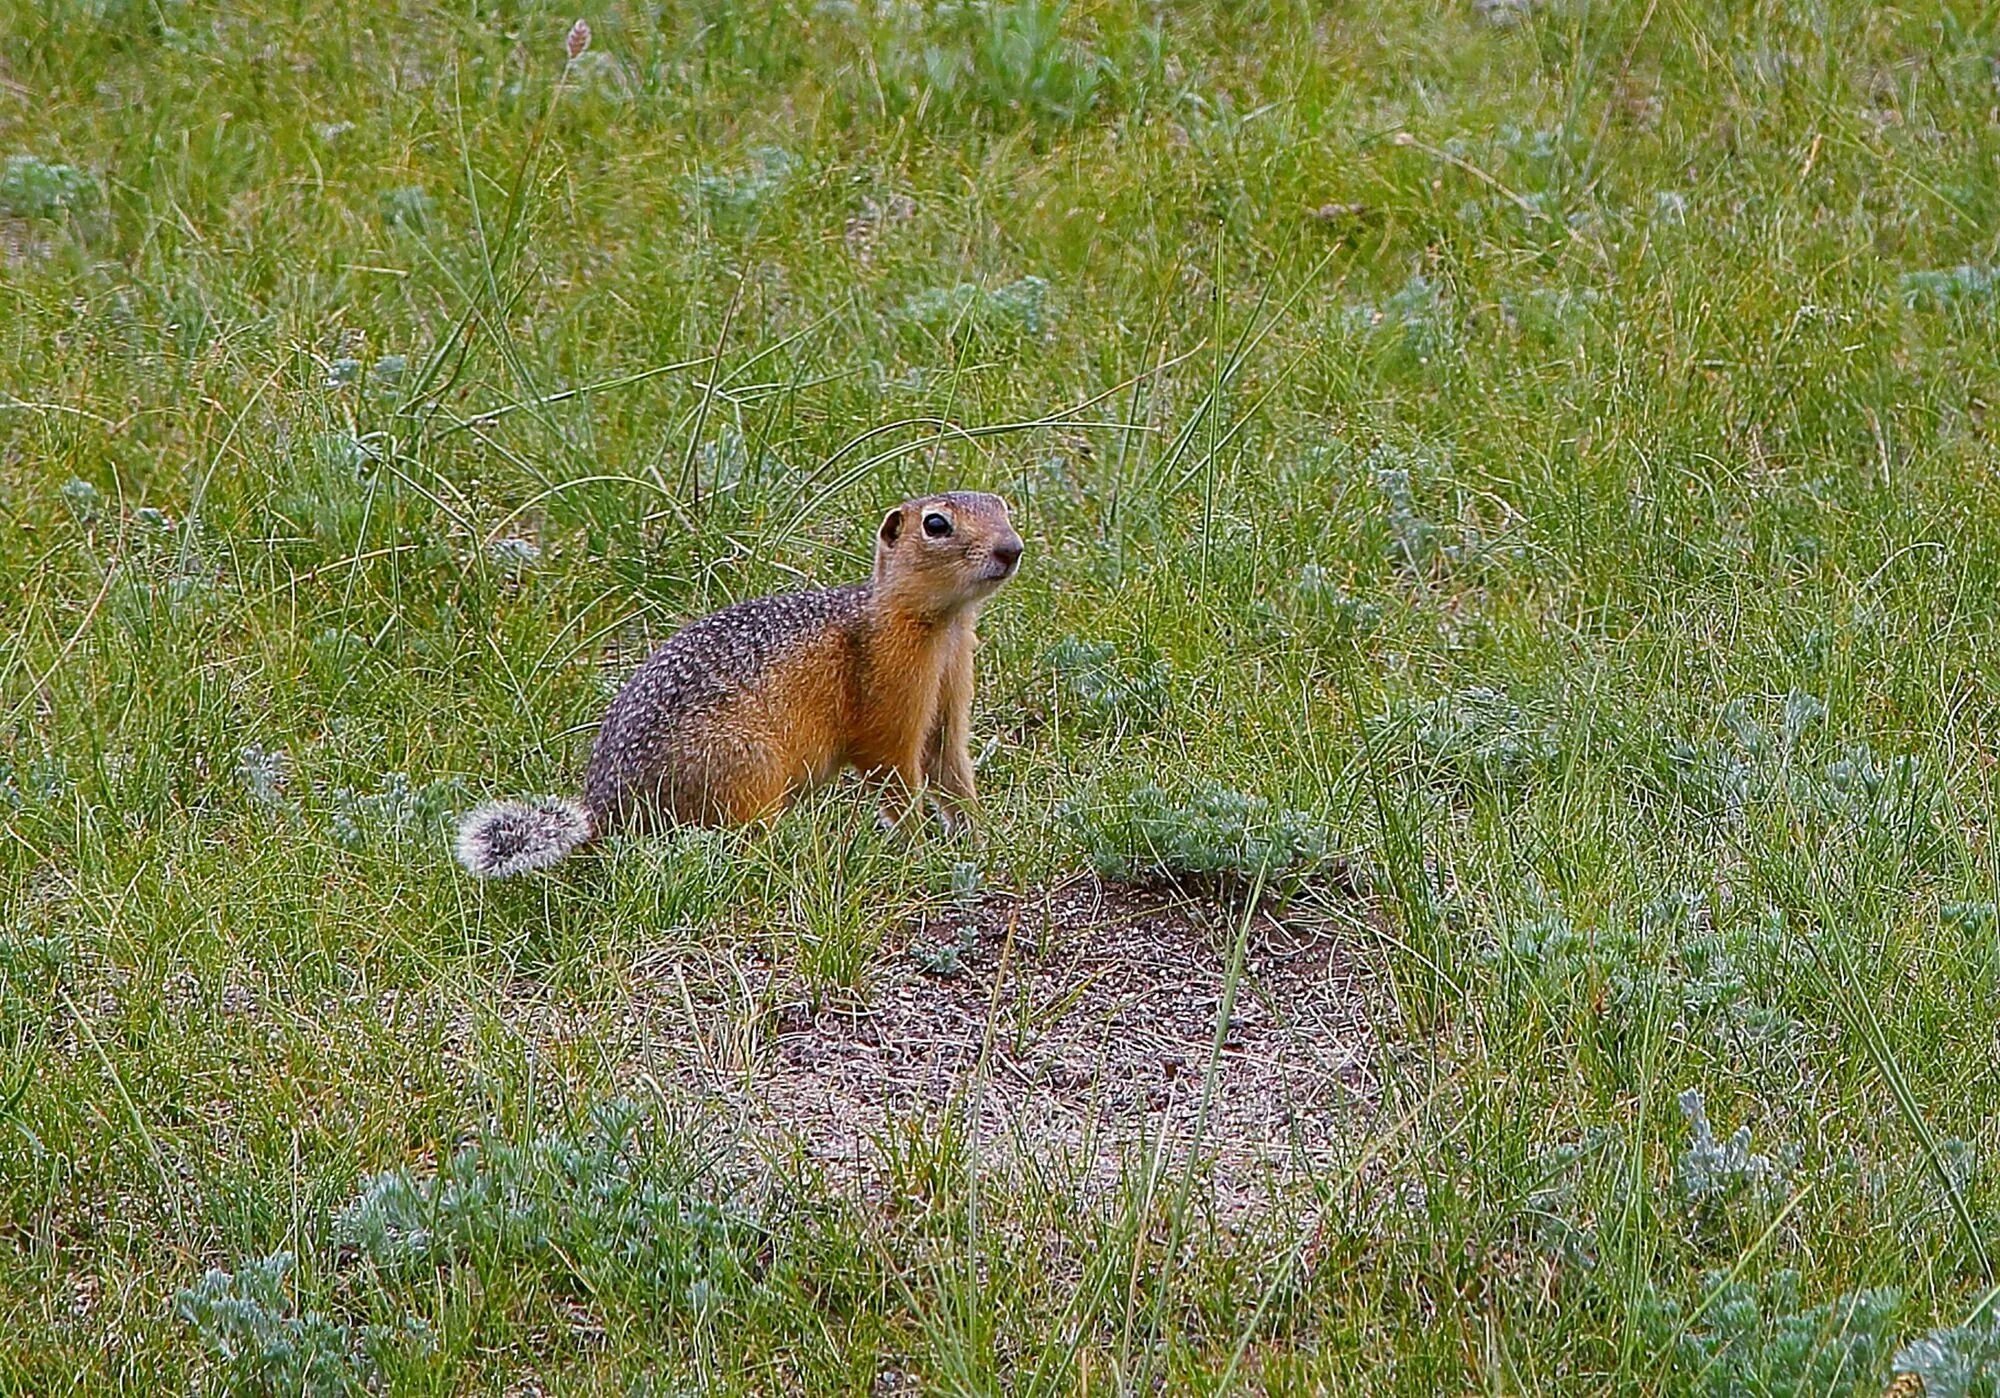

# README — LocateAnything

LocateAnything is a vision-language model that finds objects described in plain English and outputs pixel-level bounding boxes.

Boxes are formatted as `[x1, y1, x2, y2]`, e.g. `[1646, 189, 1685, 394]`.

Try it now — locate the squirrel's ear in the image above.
[878, 509, 902, 546]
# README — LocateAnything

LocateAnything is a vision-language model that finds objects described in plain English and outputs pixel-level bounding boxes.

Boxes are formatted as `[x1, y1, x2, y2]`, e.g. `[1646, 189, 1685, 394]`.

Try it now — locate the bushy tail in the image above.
[454, 797, 594, 879]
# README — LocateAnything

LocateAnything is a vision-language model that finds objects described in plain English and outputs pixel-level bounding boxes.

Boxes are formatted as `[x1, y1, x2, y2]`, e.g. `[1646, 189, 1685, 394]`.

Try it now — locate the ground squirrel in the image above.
[454, 491, 1024, 878]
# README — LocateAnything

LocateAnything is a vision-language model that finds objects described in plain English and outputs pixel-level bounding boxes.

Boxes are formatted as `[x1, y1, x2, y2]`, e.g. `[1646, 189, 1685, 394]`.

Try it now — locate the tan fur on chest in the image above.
[699, 615, 968, 821]
[843, 614, 969, 776]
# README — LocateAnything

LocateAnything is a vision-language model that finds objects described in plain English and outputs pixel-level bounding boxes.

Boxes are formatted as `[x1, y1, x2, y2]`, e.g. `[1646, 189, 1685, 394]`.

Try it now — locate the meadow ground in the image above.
[5, 0, 2000, 1391]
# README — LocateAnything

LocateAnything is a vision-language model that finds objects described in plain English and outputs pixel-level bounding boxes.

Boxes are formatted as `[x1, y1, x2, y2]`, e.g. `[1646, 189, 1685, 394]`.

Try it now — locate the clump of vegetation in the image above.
[1042, 635, 1169, 729]
[0, 748, 69, 814]
[897, 274, 1054, 337]
[692, 145, 796, 218]
[270, 432, 383, 557]
[877, 1, 1110, 128]
[1348, 442, 1527, 577]
[1292, 565, 1382, 633]
[1500, 285, 1605, 348]
[1339, 273, 1456, 364]
[1067, 781, 1329, 883]
[1900, 265, 1997, 309]
[328, 772, 463, 852]
[367, 354, 406, 395]
[1251, 565, 1384, 650]
[1637, 1270, 1900, 1396]
[485, 535, 540, 575]
[174, 1252, 426, 1396]
[1481, 890, 1798, 1050]
[0, 154, 94, 218]
[1943, 901, 1996, 933]
[0, 921, 70, 1045]
[1665, 694, 1942, 845]
[910, 923, 978, 977]
[1369, 455, 1444, 568]
[235, 743, 291, 809]
[1378, 685, 1561, 789]
[378, 185, 434, 231]
[335, 1100, 759, 1314]
[1677, 1088, 1794, 1209]
[1894, 1310, 2000, 1395]
[59, 477, 103, 523]
[948, 859, 982, 910]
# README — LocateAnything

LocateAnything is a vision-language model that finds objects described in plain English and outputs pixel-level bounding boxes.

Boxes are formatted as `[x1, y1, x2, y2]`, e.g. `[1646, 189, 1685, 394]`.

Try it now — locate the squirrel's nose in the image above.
[992, 538, 1023, 571]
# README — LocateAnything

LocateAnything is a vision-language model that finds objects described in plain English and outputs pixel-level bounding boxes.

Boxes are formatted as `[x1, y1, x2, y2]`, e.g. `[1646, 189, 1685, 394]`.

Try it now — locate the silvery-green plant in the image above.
[1499, 286, 1605, 347]
[1341, 272, 1455, 362]
[696, 423, 771, 492]
[59, 478, 102, 523]
[1678, 1088, 1793, 1207]
[1385, 685, 1560, 789]
[329, 772, 463, 852]
[949, 859, 982, 911]
[692, 146, 796, 216]
[1067, 781, 1329, 883]
[273, 434, 381, 557]
[368, 354, 406, 395]
[0, 154, 94, 218]
[563, 50, 630, 101]
[1043, 635, 1169, 729]
[875, 0, 1107, 128]
[1638, 1269, 1900, 1396]
[378, 185, 433, 230]
[1292, 564, 1382, 636]
[1512, 1130, 1615, 1270]
[1782, 690, 1827, 745]
[1484, 886, 1799, 1048]
[173, 1251, 425, 1397]
[898, 274, 1055, 338]
[236, 744, 291, 809]
[1901, 265, 1997, 309]
[1366, 445, 1444, 567]
[911, 923, 977, 978]
[486, 535, 541, 575]
[1943, 901, 1996, 933]
[334, 1100, 759, 1309]
[1666, 693, 1938, 845]
[0, 751, 69, 812]
[1807, 741, 1935, 831]
[1894, 1309, 2000, 1397]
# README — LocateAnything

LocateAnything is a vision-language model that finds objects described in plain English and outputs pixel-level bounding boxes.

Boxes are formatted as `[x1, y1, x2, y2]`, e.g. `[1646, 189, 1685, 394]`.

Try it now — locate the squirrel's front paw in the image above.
[934, 802, 987, 848]
[877, 796, 925, 840]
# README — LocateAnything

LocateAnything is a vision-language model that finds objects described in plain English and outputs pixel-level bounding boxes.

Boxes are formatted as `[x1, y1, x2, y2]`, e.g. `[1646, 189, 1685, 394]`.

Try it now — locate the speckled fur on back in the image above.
[583, 583, 871, 827]
[454, 491, 1022, 877]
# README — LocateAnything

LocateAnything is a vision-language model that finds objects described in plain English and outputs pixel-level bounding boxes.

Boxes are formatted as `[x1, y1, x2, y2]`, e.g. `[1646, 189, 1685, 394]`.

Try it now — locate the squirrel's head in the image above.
[874, 491, 1024, 617]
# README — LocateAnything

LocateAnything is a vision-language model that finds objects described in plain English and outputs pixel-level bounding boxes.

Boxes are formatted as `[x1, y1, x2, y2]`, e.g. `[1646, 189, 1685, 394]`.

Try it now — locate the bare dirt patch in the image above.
[638, 876, 1390, 1218]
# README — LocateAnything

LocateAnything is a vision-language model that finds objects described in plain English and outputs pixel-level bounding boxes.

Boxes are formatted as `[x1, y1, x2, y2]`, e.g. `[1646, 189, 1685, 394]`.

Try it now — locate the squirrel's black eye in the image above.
[922, 512, 952, 538]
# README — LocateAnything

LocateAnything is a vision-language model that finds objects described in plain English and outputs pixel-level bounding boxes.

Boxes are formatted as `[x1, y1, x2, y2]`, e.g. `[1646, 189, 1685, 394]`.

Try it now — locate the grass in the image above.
[5, 0, 2000, 1389]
